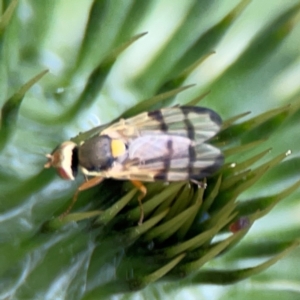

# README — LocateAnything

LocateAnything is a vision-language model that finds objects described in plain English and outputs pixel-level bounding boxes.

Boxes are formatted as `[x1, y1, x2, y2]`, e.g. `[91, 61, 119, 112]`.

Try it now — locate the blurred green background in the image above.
[1, 0, 300, 299]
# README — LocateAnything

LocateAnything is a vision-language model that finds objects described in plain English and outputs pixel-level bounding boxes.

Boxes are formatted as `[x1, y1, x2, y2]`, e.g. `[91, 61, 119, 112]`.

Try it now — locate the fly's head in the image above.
[44, 141, 78, 180]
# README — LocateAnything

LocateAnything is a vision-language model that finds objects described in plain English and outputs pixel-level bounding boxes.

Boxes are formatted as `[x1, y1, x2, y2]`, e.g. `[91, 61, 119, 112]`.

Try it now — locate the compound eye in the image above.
[56, 167, 73, 180]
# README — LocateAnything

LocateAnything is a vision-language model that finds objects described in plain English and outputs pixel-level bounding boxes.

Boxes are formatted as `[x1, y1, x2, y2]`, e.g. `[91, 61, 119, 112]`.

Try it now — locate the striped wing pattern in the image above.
[103, 106, 223, 182]
[102, 106, 221, 143]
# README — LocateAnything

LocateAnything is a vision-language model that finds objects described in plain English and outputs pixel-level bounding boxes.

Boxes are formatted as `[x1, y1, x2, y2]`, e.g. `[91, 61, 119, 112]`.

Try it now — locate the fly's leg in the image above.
[130, 180, 147, 225]
[59, 177, 104, 219]
[190, 179, 207, 189]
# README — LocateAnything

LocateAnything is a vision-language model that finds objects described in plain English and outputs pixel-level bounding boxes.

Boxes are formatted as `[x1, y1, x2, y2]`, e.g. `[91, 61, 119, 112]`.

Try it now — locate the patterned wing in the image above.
[106, 135, 223, 182]
[101, 106, 222, 144]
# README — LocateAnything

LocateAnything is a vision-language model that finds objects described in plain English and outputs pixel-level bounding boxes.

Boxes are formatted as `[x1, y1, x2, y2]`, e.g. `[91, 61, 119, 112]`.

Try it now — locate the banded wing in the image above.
[107, 135, 223, 182]
[101, 106, 222, 144]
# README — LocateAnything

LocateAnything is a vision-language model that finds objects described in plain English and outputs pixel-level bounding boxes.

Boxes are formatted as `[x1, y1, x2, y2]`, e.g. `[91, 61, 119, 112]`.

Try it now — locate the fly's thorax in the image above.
[78, 135, 127, 173]
[44, 141, 78, 180]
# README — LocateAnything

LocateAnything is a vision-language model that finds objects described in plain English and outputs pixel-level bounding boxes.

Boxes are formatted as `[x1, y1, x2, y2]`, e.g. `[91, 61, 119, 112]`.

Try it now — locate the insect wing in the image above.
[121, 135, 223, 181]
[101, 106, 222, 144]
[102, 106, 223, 182]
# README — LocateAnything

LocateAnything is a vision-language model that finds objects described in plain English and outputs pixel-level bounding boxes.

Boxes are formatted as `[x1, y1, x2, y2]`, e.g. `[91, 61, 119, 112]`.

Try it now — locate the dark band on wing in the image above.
[153, 139, 173, 181]
[181, 107, 196, 140]
[164, 139, 173, 170]
[189, 153, 224, 180]
[184, 118, 195, 140]
[188, 144, 196, 176]
[153, 172, 167, 180]
[148, 110, 168, 131]
[181, 106, 222, 127]
[154, 153, 223, 182]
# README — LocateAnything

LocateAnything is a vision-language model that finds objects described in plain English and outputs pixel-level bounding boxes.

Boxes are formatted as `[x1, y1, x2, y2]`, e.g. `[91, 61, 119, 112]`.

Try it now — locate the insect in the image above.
[44, 106, 224, 223]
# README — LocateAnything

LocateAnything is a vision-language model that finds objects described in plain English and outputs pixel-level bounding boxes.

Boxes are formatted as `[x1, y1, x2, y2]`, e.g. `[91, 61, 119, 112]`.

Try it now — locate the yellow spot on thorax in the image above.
[111, 139, 126, 157]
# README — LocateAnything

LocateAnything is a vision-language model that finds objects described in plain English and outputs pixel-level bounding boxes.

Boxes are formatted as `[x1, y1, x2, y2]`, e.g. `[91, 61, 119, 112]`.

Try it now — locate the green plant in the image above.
[1, 1, 300, 299]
